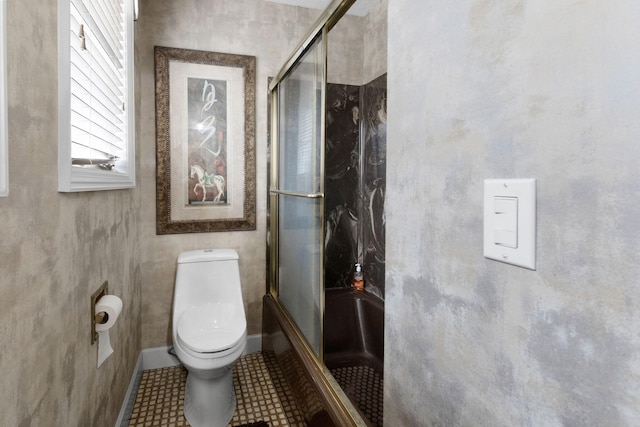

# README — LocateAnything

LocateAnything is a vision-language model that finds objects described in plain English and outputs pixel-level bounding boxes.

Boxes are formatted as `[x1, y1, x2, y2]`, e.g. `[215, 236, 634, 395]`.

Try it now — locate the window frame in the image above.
[58, 0, 135, 192]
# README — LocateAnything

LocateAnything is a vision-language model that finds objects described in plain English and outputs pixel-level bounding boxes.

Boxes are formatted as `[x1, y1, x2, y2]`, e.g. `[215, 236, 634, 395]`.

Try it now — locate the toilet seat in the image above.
[177, 303, 245, 354]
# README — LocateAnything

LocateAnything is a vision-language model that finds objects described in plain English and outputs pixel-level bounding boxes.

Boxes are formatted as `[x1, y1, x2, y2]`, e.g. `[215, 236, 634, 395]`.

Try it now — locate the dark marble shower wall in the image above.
[325, 83, 361, 291]
[361, 74, 386, 299]
[325, 74, 387, 299]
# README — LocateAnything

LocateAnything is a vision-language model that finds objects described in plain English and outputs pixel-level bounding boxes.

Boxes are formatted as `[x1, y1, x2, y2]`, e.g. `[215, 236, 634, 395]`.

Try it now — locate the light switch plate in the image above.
[484, 179, 536, 270]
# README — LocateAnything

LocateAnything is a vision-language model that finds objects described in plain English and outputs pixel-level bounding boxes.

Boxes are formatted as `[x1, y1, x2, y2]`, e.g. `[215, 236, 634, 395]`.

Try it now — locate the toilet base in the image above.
[183, 365, 236, 427]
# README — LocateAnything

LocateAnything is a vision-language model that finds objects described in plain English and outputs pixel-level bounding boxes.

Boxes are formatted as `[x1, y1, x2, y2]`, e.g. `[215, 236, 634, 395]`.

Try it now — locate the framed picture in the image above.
[155, 46, 256, 234]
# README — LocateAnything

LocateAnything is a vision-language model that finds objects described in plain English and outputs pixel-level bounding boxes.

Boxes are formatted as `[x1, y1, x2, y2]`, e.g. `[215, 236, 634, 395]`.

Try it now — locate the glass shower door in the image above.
[272, 35, 325, 356]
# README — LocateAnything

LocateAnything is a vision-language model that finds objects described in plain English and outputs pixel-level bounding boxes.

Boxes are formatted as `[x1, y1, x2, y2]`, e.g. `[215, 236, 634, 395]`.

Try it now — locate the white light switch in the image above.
[493, 196, 518, 248]
[484, 179, 536, 270]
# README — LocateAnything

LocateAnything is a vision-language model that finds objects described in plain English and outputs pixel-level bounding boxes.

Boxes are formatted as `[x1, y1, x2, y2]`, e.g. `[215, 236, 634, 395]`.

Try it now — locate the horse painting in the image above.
[189, 164, 226, 203]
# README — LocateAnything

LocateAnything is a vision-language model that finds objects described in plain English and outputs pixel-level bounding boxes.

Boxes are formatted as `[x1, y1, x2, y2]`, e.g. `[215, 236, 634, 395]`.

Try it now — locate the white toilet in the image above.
[172, 249, 247, 427]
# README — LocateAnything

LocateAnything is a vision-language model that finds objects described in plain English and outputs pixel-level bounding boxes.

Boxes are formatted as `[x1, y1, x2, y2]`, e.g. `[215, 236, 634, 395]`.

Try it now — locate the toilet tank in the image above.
[173, 249, 244, 321]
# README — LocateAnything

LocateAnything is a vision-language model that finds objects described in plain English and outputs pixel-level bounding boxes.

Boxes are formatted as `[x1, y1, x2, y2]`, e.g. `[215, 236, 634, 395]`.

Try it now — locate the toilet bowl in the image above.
[172, 249, 247, 427]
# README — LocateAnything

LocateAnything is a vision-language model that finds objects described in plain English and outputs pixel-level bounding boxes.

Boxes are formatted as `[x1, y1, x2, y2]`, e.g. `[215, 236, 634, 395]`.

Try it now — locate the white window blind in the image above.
[70, 0, 125, 170]
[58, 0, 135, 191]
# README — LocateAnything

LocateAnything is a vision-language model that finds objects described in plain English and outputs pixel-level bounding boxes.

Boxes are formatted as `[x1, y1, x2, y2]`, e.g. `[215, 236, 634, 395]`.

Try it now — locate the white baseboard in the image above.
[115, 334, 261, 426]
[245, 333, 262, 355]
[115, 352, 143, 427]
[141, 345, 181, 370]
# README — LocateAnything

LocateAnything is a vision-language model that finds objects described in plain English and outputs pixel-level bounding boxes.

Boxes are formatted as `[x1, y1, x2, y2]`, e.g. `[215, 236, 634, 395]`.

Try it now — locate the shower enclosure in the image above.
[263, 1, 387, 425]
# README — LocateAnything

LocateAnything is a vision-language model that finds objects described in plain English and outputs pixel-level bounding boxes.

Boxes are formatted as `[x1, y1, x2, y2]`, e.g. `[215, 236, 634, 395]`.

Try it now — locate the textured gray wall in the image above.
[363, 0, 387, 84]
[385, 0, 640, 425]
[0, 1, 142, 426]
[328, 0, 387, 86]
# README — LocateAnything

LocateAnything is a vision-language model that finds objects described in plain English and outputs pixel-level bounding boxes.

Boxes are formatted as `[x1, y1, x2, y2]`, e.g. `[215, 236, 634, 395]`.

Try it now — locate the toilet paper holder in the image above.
[91, 281, 109, 345]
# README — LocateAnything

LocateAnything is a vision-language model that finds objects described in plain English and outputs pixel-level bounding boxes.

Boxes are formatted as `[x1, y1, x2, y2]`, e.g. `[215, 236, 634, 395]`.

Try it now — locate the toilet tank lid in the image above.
[177, 249, 239, 264]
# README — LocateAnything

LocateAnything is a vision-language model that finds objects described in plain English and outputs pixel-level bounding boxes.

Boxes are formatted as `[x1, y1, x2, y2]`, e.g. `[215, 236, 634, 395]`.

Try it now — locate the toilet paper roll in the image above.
[95, 295, 123, 368]
[95, 295, 123, 332]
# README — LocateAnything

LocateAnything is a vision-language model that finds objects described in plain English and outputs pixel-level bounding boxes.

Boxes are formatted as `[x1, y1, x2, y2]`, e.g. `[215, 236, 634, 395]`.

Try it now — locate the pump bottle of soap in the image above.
[353, 263, 364, 291]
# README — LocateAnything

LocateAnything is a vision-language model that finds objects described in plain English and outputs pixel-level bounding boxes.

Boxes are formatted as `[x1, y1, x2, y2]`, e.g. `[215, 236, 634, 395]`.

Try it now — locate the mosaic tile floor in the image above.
[330, 365, 383, 427]
[128, 352, 305, 427]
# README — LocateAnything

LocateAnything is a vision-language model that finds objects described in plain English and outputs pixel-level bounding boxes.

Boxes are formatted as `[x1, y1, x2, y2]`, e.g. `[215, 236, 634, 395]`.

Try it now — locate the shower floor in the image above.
[330, 365, 383, 427]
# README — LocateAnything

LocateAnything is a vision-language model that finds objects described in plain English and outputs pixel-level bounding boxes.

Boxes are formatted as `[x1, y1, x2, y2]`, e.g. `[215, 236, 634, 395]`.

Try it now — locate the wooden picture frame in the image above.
[155, 46, 256, 234]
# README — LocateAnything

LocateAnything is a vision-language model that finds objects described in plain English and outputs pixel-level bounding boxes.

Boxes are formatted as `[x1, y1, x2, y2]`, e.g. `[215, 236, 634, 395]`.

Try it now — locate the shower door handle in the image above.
[270, 188, 324, 199]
